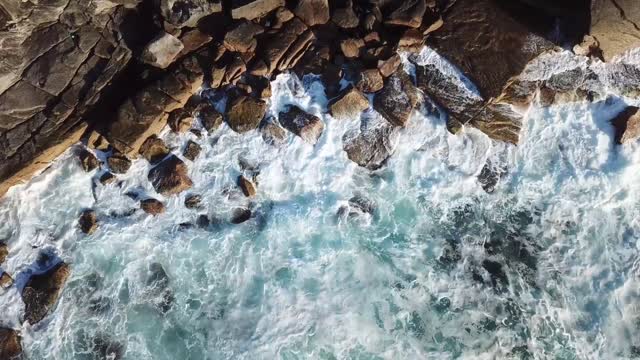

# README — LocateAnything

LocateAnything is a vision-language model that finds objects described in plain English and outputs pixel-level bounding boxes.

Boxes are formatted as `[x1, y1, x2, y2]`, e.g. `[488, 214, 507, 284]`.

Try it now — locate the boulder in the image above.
[329, 85, 369, 120]
[168, 109, 194, 133]
[185, 194, 203, 209]
[79, 210, 98, 234]
[183, 140, 202, 161]
[231, 207, 252, 224]
[477, 160, 507, 193]
[194, 102, 223, 132]
[238, 175, 257, 197]
[160, 0, 223, 28]
[378, 54, 401, 78]
[148, 155, 193, 195]
[0, 328, 21, 359]
[231, 0, 285, 20]
[22, 262, 71, 324]
[259, 17, 313, 73]
[293, 0, 330, 27]
[278, 106, 325, 144]
[0, 272, 13, 289]
[224, 21, 264, 53]
[273, 7, 295, 29]
[107, 153, 132, 174]
[332, 0, 360, 29]
[142, 32, 185, 69]
[178, 29, 213, 56]
[356, 69, 384, 93]
[261, 120, 288, 145]
[373, 71, 418, 127]
[225, 95, 267, 133]
[139, 135, 170, 165]
[140, 198, 166, 215]
[611, 106, 640, 144]
[0, 244, 7, 263]
[99, 172, 117, 186]
[340, 38, 365, 58]
[385, 0, 427, 28]
[78, 149, 99, 172]
[591, 0, 640, 61]
[343, 113, 399, 170]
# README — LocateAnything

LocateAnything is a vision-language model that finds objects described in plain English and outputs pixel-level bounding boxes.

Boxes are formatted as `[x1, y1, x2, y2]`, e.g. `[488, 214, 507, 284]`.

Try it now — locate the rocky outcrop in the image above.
[591, 0, 640, 61]
[612, 106, 640, 144]
[148, 155, 193, 195]
[183, 140, 202, 161]
[278, 106, 324, 144]
[22, 262, 71, 325]
[0, 328, 21, 359]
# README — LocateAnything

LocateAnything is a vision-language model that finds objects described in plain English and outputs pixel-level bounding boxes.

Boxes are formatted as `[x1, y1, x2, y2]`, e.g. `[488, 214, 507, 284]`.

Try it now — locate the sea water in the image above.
[0, 49, 639, 359]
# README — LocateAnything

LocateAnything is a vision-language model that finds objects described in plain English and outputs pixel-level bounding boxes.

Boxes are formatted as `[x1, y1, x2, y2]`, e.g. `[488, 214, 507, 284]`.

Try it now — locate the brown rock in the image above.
[238, 175, 257, 197]
[573, 35, 602, 59]
[139, 135, 170, 165]
[373, 71, 418, 127]
[591, 0, 640, 61]
[140, 198, 166, 215]
[99, 172, 117, 186]
[178, 29, 213, 56]
[260, 18, 311, 73]
[332, 0, 360, 29]
[0, 244, 7, 264]
[79, 210, 98, 234]
[225, 95, 267, 133]
[356, 69, 384, 93]
[194, 103, 223, 132]
[231, 0, 285, 20]
[224, 21, 264, 53]
[0, 272, 13, 289]
[340, 38, 365, 58]
[78, 149, 99, 172]
[261, 120, 288, 145]
[278, 106, 325, 144]
[398, 28, 424, 51]
[385, 0, 427, 28]
[183, 140, 202, 161]
[185, 194, 203, 209]
[0, 328, 22, 359]
[612, 106, 640, 144]
[293, 0, 330, 27]
[364, 32, 381, 45]
[142, 32, 184, 69]
[148, 155, 193, 195]
[22, 262, 71, 324]
[273, 7, 295, 28]
[107, 153, 132, 174]
[168, 109, 194, 133]
[329, 85, 369, 120]
[378, 54, 401, 78]
[161, 0, 223, 28]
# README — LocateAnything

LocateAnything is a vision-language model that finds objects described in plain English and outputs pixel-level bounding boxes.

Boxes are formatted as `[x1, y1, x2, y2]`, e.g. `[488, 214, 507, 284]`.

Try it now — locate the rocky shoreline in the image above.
[1, 0, 640, 358]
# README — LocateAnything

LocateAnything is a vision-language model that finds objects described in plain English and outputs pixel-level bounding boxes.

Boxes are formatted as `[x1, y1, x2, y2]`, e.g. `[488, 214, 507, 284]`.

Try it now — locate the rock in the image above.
[373, 71, 418, 127]
[178, 29, 213, 56]
[183, 140, 202, 161]
[259, 17, 313, 73]
[385, 0, 427, 28]
[89, 335, 124, 360]
[329, 85, 369, 120]
[231, 0, 285, 20]
[0, 272, 13, 289]
[0, 328, 21, 359]
[225, 95, 267, 133]
[340, 38, 365, 58]
[238, 175, 257, 197]
[482, 259, 508, 288]
[261, 120, 288, 145]
[231, 207, 252, 224]
[87, 131, 111, 152]
[0, 244, 7, 264]
[79, 210, 98, 234]
[343, 113, 399, 170]
[78, 149, 99, 172]
[332, 0, 360, 29]
[142, 32, 185, 69]
[161, 0, 223, 28]
[194, 102, 223, 132]
[573, 35, 602, 59]
[168, 109, 194, 133]
[197, 214, 211, 228]
[148, 155, 193, 195]
[398, 28, 424, 51]
[146, 263, 174, 314]
[477, 160, 507, 193]
[378, 54, 401, 78]
[273, 7, 295, 28]
[22, 262, 71, 324]
[139, 135, 170, 165]
[293, 0, 330, 27]
[591, 0, 640, 61]
[349, 195, 376, 215]
[224, 20, 264, 53]
[278, 106, 325, 144]
[356, 69, 384, 93]
[611, 106, 640, 144]
[242, 75, 272, 99]
[140, 198, 166, 215]
[107, 153, 132, 174]
[99, 172, 117, 186]
[185, 194, 203, 209]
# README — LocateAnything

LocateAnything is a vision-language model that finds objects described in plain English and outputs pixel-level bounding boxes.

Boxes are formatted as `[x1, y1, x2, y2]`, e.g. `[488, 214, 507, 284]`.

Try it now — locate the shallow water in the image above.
[1, 51, 640, 359]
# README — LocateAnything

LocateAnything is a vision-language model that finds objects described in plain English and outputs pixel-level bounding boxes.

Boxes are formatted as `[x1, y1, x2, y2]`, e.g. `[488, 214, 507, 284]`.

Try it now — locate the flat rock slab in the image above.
[329, 85, 369, 120]
[22, 262, 71, 325]
[225, 95, 267, 133]
[142, 32, 184, 69]
[231, 0, 285, 20]
[278, 106, 324, 144]
[148, 155, 193, 195]
[373, 71, 418, 127]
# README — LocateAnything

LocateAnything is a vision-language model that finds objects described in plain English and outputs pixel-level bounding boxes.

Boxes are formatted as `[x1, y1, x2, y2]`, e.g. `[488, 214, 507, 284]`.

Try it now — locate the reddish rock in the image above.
[148, 155, 193, 195]
[140, 198, 166, 215]
[278, 106, 325, 144]
[22, 262, 71, 324]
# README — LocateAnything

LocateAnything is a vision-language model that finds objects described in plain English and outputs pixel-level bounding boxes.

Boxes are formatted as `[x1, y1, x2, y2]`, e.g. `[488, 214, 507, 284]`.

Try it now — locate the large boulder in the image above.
[293, 0, 330, 27]
[138, 135, 170, 165]
[225, 95, 267, 133]
[343, 112, 399, 170]
[373, 71, 418, 127]
[148, 155, 193, 195]
[384, 0, 427, 28]
[590, 0, 640, 61]
[224, 20, 264, 53]
[22, 262, 71, 325]
[141, 32, 184, 69]
[329, 85, 369, 120]
[258, 17, 315, 73]
[140, 198, 166, 215]
[0, 328, 21, 359]
[611, 106, 640, 144]
[79, 209, 98, 234]
[238, 175, 257, 197]
[278, 106, 325, 144]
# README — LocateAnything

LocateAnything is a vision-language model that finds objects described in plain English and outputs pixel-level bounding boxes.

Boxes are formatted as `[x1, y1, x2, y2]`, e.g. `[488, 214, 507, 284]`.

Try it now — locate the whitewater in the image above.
[1, 48, 639, 359]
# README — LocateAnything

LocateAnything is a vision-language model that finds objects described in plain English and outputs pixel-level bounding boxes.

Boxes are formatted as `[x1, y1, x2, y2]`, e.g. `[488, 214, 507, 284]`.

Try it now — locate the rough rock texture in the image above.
[22, 262, 71, 325]
[329, 85, 369, 120]
[385, 0, 427, 28]
[183, 140, 202, 161]
[238, 175, 257, 197]
[591, 0, 640, 61]
[78, 149, 99, 172]
[373, 71, 418, 127]
[294, 0, 330, 27]
[184, 194, 202, 209]
[0, 243, 7, 263]
[168, 109, 194, 133]
[99, 172, 117, 185]
[107, 153, 132, 174]
[139, 135, 170, 165]
[231, 207, 252, 223]
[343, 113, 398, 170]
[0, 272, 13, 289]
[612, 106, 640, 144]
[194, 103, 223, 132]
[279, 106, 325, 144]
[224, 21, 264, 53]
[148, 155, 193, 195]
[161, 0, 222, 28]
[79, 209, 98, 234]
[356, 69, 384, 93]
[140, 198, 166, 215]
[231, 0, 285, 20]
[142, 32, 184, 69]
[261, 120, 288, 145]
[225, 95, 267, 133]
[0, 328, 21, 359]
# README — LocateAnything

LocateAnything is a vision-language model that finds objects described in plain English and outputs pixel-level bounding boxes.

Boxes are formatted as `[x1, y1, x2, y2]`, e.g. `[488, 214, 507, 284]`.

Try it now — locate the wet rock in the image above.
[90, 334, 124, 360]
[0, 244, 7, 263]
[78, 149, 99, 172]
[148, 155, 193, 195]
[373, 71, 418, 127]
[146, 263, 174, 314]
[278, 106, 325, 144]
[168, 109, 194, 133]
[142, 32, 184, 69]
[0, 272, 13, 289]
[332, 0, 359, 29]
[194, 102, 223, 132]
[385, 0, 427, 28]
[329, 85, 369, 120]
[139, 135, 170, 165]
[261, 120, 288, 145]
[225, 95, 267, 133]
[293, 0, 330, 27]
[481, 259, 509, 289]
[238, 175, 257, 197]
[477, 160, 507, 193]
[183, 140, 202, 161]
[0, 328, 21, 359]
[140, 198, 166, 215]
[22, 262, 71, 324]
[591, 0, 640, 61]
[224, 20, 264, 53]
[79, 210, 98, 234]
[611, 106, 640, 144]
[196, 214, 211, 228]
[343, 114, 399, 170]
[99, 172, 117, 186]
[231, 207, 252, 224]
[340, 38, 365, 58]
[185, 194, 203, 209]
[349, 195, 376, 215]
[378, 54, 401, 78]
[231, 0, 285, 20]
[107, 153, 132, 174]
[356, 69, 384, 93]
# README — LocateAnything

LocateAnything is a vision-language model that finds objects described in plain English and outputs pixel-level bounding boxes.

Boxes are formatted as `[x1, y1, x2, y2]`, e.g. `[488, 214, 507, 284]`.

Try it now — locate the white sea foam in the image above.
[0, 50, 639, 360]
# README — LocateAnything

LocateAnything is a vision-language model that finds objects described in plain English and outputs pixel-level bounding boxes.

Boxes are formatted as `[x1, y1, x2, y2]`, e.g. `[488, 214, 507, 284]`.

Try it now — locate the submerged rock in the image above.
[185, 194, 203, 209]
[278, 106, 324, 144]
[148, 155, 193, 195]
[231, 207, 252, 224]
[238, 175, 257, 197]
[373, 71, 418, 127]
[90, 334, 124, 360]
[79, 210, 98, 234]
[611, 106, 640, 144]
[183, 140, 202, 161]
[329, 85, 369, 120]
[78, 149, 99, 172]
[139, 135, 170, 165]
[140, 198, 166, 215]
[477, 160, 508, 193]
[99, 172, 117, 186]
[146, 263, 174, 314]
[22, 262, 71, 324]
[0, 328, 21, 359]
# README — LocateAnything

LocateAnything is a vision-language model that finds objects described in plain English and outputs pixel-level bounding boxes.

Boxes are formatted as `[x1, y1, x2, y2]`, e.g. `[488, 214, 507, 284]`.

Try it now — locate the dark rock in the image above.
[224, 20, 264, 53]
[107, 153, 132, 174]
[161, 0, 223, 28]
[99, 172, 117, 186]
[178, 29, 213, 56]
[477, 160, 507, 193]
[373, 71, 418, 127]
[293, 0, 330, 27]
[168, 109, 194, 133]
[185, 194, 203, 209]
[343, 114, 398, 170]
[332, 0, 359, 29]
[140, 198, 166, 215]
[231, 0, 285, 20]
[231, 207, 252, 224]
[356, 69, 384, 93]
[278, 106, 325, 144]
[148, 155, 193, 195]
[329, 85, 369, 120]
[79, 210, 98, 234]
[349, 195, 376, 215]
[90, 335, 124, 360]
[183, 140, 202, 161]
[385, 0, 427, 28]
[225, 95, 267, 133]
[138, 135, 170, 165]
[147, 262, 174, 314]
[238, 175, 257, 197]
[196, 214, 211, 228]
[611, 106, 640, 144]
[22, 262, 71, 324]
[481, 259, 508, 289]
[194, 102, 223, 132]
[261, 120, 288, 145]
[78, 149, 99, 172]
[0, 328, 21, 359]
